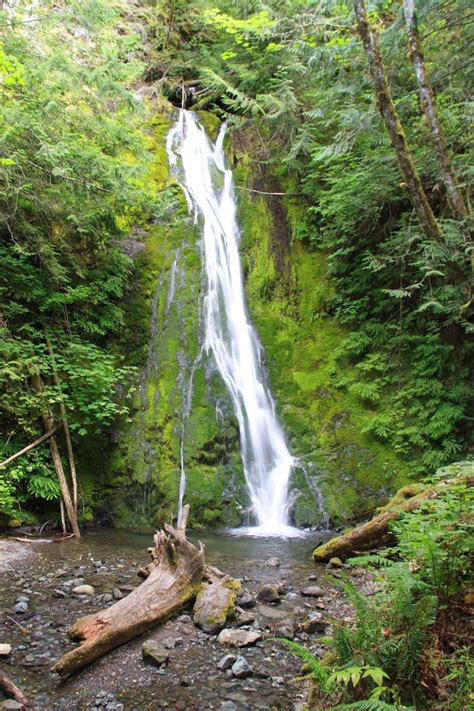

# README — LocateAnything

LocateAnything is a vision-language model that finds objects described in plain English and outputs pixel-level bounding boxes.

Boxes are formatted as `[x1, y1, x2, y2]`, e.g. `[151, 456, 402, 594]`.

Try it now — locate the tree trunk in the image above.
[44, 333, 78, 514]
[0, 424, 61, 467]
[313, 472, 473, 561]
[51, 505, 204, 676]
[30, 373, 80, 539]
[403, 0, 467, 221]
[354, 0, 444, 244]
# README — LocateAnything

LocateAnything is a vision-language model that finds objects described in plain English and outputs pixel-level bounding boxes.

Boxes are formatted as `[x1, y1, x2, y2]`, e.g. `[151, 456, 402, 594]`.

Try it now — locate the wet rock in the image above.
[299, 612, 327, 634]
[0, 643, 12, 656]
[257, 604, 288, 620]
[112, 588, 123, 600]
[177, 614, 192, 623]
[102, 593, 113, 603]
[220, 702, 238, 711]
[142, 640, 169, 667]
[308, 572, 318, 581]
[235, 607, 256, 626]
[266, 556, 281, 568]
[13, 601, 28, 613]
[300, 586, 325, 597]
[329, 557, 343, 568]
[231, 656, 252, 678]
[72, 584, 94, 596]
[53, 588, 67, 598]
[1, 700, 23, 710]
[237, 591, 256, 609]
[217, 628, 262, 647]
[217, 653, 237, 671]
[256, 584, 280, 604]
[193, 581, 236, 634]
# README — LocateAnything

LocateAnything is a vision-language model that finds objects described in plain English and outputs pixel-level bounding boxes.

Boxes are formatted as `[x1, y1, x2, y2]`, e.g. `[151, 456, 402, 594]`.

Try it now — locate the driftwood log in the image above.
[313, 469, 473, 562]
[52, 505, 204, 676]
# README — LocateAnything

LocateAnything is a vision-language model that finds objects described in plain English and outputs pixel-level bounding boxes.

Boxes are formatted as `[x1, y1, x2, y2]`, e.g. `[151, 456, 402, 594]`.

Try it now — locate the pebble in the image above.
[237, 591, 256, 609]
[217, 628, 262, 647]
[142, 640, 169, 666]
[220, 702, 238, 711]
[0, 643, 12, 656]
[112, 588, 123, 600]
[266, 556, 281, 568]
[16, 595, 29, 603]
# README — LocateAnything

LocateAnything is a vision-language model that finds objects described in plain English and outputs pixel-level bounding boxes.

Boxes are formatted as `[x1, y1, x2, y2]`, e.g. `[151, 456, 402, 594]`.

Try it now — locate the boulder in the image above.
[217, 628, 262, 647]
[142, 640, 169, 667]
[193, 581, 237, 634]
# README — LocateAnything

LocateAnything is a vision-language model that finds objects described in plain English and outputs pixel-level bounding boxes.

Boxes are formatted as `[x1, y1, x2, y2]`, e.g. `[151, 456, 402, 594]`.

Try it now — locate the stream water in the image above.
[166, 112, 296, 535]
[0, 529, 340, 710]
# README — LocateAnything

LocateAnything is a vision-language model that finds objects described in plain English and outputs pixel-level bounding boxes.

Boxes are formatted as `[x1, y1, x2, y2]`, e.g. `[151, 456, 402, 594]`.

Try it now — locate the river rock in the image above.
[328, 557, 343, 568]
[231, 656, 253, 678]
[1, 701, 23, 710]
[217, 653, 237, 671]
[15, 595, 29, 603]
[300, 612, 327, 633]
[0, 643, 12, 656]
[237, 591, 256, 609]
[266, 556, 281, 568]
[72, 584, 94, 596]
[235, 607, 256, 626]
[256, 584, 280, 604]
[220, 702, 238, 711]
[142, 640, 169, 667]
[217, 628, 262, 647]
[112, 588, 123, 600]
[300, 586, 325, 597]
[193, 581, 237, 634]
[13, 601, 28, 613]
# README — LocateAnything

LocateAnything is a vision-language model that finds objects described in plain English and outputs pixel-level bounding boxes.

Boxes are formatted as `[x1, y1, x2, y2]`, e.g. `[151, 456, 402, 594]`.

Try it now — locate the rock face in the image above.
[300, 586, 325, 598]
[193, 581, 237, 634]
[217, 628, 262, 647]
[256, 584, 280, 604]
[142, 640, 169, 667]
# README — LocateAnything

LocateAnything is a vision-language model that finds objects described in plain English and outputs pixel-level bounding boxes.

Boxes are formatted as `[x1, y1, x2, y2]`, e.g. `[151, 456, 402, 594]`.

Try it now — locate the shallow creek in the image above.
[0, 529, 339, 710]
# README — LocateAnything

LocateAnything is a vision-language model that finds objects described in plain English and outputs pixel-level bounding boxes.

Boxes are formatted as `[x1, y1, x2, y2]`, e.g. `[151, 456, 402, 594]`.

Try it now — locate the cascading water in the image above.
[167, 110, 299, 536]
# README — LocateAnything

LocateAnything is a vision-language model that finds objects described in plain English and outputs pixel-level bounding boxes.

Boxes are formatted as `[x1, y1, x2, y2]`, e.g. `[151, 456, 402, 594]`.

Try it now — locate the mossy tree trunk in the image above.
[403, 0, 467, 221]
[354, 0, 444, 244]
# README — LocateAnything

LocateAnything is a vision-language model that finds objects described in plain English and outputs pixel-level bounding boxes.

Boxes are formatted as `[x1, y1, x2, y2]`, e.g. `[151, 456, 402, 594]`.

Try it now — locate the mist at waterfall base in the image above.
[167, 111, 304, 538]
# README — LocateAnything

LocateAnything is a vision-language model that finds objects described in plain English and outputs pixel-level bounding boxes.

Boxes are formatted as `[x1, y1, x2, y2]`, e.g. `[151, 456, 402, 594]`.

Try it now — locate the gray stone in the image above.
[177, 614, 192, 623]
[102, 593, 113, 603]
[72, 584, 94, 596]
[53, 588, 67, 598]
[256, 584, 280, 604]
[112, 588, 123, 600]
[1, 700, 23, 710]
[162, 637, 175, 650]
[220, 703, 238, 711]
[15, 595, 29, 603]
[300, 612, 327, 633]
[300, 586, 325, 598]
[231, 656, 253, 678]
[217, 628, 262, 647]
[217, 653, 237, 671]
[13, 601, 28, 613]
[237, 591, 256, 609]
[142, 640, 169, 667]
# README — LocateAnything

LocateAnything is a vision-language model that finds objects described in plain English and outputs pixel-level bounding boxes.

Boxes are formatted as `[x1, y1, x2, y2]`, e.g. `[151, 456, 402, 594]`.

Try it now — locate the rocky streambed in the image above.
[0, 529, 364, 710]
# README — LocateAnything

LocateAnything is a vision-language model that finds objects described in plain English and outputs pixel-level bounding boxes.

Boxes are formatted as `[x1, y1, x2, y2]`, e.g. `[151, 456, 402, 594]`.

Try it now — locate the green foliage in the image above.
[281, 475, 473, 708]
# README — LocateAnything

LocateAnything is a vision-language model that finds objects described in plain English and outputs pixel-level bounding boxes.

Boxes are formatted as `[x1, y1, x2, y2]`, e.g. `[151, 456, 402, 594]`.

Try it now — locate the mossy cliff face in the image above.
[105, 108, 247, 529]
[233, 135, 411, 526]
[101, 107, 410, 529]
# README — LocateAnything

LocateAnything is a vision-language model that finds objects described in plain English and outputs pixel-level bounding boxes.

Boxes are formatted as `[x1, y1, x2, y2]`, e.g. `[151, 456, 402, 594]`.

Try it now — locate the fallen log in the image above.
[313, 468, 473, 562]
[0, 668, 35, 709]
[51, 504, 204, 676]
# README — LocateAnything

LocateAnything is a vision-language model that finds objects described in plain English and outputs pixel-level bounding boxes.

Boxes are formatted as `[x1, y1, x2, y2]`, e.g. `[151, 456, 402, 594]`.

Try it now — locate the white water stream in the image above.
[167, 110, 299, 536]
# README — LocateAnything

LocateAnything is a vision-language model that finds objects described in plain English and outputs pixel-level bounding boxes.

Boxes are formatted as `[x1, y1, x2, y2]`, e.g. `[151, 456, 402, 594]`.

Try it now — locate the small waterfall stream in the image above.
[167, 110, 298, 536]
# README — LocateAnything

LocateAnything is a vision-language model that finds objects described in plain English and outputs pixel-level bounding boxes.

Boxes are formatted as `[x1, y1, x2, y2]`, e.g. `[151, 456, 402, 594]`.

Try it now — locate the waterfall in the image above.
[167, 110, 298, 536]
